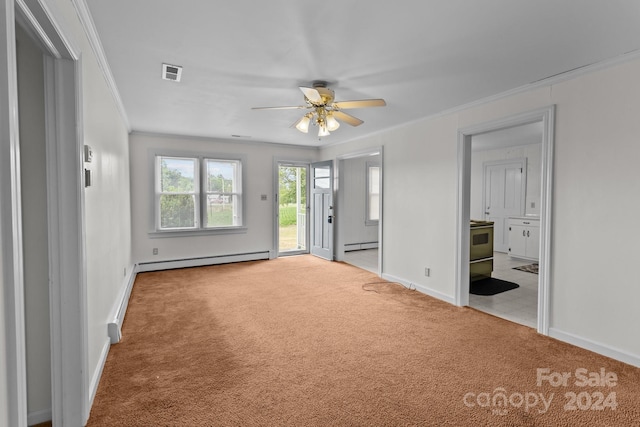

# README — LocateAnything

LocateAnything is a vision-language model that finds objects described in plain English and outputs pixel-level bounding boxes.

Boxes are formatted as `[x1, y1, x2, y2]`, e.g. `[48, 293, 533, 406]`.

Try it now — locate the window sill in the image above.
[149, 226, 248, 238]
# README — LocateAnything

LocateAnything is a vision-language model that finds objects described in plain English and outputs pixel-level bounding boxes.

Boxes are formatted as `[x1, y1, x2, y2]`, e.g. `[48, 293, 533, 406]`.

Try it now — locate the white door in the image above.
[310, 161, 333, 260]
[483, 159, 526, 252]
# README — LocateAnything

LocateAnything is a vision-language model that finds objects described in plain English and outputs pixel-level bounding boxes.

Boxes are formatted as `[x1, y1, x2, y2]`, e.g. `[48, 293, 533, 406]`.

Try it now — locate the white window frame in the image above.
[365, 162, 380, 226]
[149, 150, 247, 237]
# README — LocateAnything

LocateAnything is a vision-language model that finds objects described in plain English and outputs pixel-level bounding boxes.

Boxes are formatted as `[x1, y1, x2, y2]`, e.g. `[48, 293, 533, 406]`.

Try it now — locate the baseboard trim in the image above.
[548, 328, 640, 368]
[27, 408, 52, 426]
[107, 264, 138, 344]
[382, 273, 456, 305]
[137, 251, 270, 273]
[89, 338, 110, 410]
[345, 242, 379, 252]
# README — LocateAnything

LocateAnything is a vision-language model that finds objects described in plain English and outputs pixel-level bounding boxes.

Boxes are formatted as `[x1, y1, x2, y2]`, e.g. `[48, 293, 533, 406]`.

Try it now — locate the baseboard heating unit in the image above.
[137, 251, 271, 273]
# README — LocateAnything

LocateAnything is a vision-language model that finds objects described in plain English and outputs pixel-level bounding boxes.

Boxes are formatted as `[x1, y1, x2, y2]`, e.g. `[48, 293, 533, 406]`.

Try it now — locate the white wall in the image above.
[342, 155, 380, 247]
[470, 142, 542, 220]
[16, 24, 51, 420]
[130, 133, 317, 263]
[320, 58, 640, 363]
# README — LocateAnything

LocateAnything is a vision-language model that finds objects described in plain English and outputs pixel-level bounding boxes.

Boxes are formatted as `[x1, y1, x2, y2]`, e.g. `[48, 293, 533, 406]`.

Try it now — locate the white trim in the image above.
[45, 54, 89, 426]
[137, 251, 270, 272]
[0, 1, 28, 424]
[548, 328, 640, 369]
[381, 273, 456, 305]
[455, 106, 555, 337]
[107, 265, 138, 344]
[69, 0, 131, 131]
[88, 338, 110, 408]
[27, 408, 52, 426]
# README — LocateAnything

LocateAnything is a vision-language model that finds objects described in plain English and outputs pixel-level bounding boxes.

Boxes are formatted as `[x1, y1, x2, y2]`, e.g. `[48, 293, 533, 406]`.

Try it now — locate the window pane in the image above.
[314, 167, 330, 178]
[160, 157, 196, 192]
[207, 160, 238, 193]
[160, 194, 196, 228]
[314, 178, 330, 189]
[206, 194, 239, 227]
[369, 194, 380, 221]
[369, 166, 380, 193]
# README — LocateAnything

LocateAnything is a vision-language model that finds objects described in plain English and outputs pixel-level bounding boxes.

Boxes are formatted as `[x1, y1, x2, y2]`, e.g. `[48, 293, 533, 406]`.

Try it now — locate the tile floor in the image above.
[344, 249, 538, 329]
[469, 252, 538, 328]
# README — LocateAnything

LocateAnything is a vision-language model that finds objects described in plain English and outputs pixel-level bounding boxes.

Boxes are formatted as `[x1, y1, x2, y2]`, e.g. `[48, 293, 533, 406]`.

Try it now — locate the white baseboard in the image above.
[89, 338, 110, 410]
[548, 328, 640, 368]
[382, 273, 456, 305]
[107, 264, 138, 344]
[345, 242, 379, 252]
[137, 251, 270, 273]
[28, 408, 52, 426]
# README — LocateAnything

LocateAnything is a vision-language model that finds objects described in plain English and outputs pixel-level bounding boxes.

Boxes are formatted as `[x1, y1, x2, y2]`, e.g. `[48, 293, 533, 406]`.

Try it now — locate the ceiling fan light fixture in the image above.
[326, 113, 340, 131]
[296, 114, 311, 133]
[318, 123, 330, 137]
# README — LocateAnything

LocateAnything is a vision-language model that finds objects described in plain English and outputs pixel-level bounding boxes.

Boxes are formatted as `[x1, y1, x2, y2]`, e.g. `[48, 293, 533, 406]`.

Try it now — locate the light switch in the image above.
[84, 145, 93, 163]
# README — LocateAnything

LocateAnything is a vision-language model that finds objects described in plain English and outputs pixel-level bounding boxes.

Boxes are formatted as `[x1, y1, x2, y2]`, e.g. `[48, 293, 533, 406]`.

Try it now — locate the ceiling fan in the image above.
[252, 81, 386, 137]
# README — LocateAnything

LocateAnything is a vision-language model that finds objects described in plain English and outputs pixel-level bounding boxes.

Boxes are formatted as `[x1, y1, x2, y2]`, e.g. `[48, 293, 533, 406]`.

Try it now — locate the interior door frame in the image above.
[274, 159, 310, 257]
[455, 106, 555, 335]
[334, 147, 384, 277]
[2, 1, 89, 425]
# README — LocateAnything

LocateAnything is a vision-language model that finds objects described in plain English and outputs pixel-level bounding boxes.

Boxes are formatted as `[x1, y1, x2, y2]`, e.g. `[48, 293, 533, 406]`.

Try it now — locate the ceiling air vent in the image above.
[162, 63, 182, 82]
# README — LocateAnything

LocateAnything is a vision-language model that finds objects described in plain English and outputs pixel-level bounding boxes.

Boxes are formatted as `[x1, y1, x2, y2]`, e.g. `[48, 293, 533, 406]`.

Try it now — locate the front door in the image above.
[483, 159, 526, 252]
[310, 161, 333, 260]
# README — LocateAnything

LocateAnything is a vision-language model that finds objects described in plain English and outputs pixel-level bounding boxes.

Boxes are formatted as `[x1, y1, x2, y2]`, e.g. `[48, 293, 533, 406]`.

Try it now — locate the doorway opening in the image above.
[469, 126, 542, 328]
[336, 148, 383, 276]
[456, 106, 555, 335]
[277, 163, 309, 255]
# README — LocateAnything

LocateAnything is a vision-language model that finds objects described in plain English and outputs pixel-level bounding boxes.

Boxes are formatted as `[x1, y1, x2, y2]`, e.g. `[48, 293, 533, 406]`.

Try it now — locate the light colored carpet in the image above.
[87, 255, 640, 426]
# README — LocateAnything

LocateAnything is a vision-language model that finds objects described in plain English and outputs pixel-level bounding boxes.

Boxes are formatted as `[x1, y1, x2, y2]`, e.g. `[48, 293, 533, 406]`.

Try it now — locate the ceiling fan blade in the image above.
[333, 99, 386, 109]
[251, 105, 307, 110]
[299, 86, 323, 104]
[333, 111, 364, 127]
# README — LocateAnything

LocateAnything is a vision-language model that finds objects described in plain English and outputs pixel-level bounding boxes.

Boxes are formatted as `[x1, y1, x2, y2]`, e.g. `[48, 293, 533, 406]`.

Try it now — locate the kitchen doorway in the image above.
[455, 106, 555, 335]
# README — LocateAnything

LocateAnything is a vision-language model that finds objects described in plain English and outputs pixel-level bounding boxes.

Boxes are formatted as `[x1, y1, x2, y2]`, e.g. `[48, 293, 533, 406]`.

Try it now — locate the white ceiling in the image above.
[84, 0, 640, 147]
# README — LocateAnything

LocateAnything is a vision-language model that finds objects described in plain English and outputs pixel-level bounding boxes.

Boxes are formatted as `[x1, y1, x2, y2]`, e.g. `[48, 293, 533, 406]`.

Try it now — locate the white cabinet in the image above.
[508, 217, 539, 261]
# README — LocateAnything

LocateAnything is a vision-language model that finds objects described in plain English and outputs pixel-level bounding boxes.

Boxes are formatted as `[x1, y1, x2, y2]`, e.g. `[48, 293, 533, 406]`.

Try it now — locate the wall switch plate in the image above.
[84, 145, 93, 163]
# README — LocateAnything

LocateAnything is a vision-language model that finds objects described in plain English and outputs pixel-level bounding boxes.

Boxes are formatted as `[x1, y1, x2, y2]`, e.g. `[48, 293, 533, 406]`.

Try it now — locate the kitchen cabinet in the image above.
[508, 217, 539, 261]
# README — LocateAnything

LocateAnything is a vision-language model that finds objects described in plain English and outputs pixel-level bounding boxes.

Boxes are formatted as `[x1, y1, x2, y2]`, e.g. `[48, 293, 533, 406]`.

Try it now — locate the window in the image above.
[155, 155, 243, 233]
[366, 163, 380, 225]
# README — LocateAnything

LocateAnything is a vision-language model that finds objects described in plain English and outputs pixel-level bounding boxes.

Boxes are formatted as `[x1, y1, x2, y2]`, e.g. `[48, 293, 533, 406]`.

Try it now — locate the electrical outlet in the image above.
[153, 248, 158, 255]
[425, 267, 430, 277]
[123, 267, 126, 277]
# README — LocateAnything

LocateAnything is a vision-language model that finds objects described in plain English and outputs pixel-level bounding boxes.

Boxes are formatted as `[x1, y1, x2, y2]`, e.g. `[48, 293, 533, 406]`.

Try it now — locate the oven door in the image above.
[470, 226, 493, 261]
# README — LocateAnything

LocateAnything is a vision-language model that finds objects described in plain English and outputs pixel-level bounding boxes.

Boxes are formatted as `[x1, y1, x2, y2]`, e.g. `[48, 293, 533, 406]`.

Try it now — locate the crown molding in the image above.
[70, 0, 131, 131]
